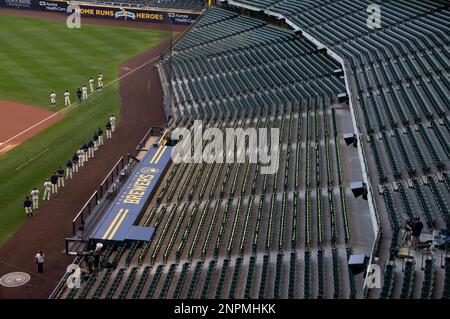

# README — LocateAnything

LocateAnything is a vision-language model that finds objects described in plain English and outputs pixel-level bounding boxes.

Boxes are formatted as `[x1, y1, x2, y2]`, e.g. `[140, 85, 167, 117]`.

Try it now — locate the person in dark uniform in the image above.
[408, 216, 424, 250]
[97, 127, 104, 146]
[50, 172, 59, 194]
[93, 133, 99, 151]
[82, 143, 89, 163]
[76, 88, 82, 103]
[24, 196, 33, 219]
[57, 166, 65, 187]
[88, 140, 95, 158]
[106, 121, 112, 139]
[66, 159, 73, 180]
[72, 152, 79, 173]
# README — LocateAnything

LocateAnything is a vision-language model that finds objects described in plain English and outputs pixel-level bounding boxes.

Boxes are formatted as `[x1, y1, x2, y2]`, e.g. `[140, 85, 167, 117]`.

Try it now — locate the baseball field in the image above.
[0, 12, 170, 245]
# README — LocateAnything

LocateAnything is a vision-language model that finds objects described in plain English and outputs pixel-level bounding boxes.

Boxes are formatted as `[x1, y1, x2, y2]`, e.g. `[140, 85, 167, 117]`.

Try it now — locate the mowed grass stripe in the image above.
[0, 21, 118, 103]
[0, 37, 72, 94]
[0, 13, 170, 109]
[0, 24, 105, 77]
[0, 15, 116, 58]
[0, 51, 51, 99]
[0, 14, 170, 244]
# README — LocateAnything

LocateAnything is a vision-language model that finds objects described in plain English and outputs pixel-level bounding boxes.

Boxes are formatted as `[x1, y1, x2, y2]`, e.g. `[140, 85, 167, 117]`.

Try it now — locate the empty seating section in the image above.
[105, 268, 126, 299]
[118, 267, 138, 299]
[382, 186, 401, 259]
[131, 266, 150, 299]
[317, 249, 324, 299]
[145, 265, 164, 299]
[420, 258, 436, 299]
[412, 179, 435, 230]
[170, 7, 343, 117]
[186, 261, 203, 298]
[343, 247, 356, 299]
[400, 260, 415, 299]
[59, 2, 450, 300]
[92, 269, 114, 299]
[331, 247, 340, 299]
[158, 264, 176, 298]
[304, 251, 311, 299]
[380, 264, 396, 299]
[444, 257, 450, 299]
[258, 255, 270, 299]
[200, 259, 216, 298]
[227, 0, 450, 301]
[82, 0, 205, 10]
[230, 0, 450, 281]
[228, 258, 243, 298]
[244, 256, 256, 299]
[172, 262, 190, 299]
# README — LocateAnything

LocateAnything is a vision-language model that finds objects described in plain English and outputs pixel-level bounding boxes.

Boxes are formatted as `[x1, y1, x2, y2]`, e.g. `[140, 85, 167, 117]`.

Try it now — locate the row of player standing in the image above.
[23, 115, 116, 219]
[50, 73, 103, 107]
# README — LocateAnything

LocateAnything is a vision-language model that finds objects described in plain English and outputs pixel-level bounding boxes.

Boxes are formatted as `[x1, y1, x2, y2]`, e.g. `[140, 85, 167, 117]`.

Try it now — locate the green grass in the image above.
[0, 13, 170, 244]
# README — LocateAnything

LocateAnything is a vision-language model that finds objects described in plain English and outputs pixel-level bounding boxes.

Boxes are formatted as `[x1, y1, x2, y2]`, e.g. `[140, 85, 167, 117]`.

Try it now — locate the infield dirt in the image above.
[0, 100, 63, 155]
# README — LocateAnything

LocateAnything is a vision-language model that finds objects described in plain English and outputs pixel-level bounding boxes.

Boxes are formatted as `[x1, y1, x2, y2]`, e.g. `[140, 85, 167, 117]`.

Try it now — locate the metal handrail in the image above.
[136, 127, 155, 151]
[71, 191, 98, 235]
[71, 156, 124, 236]
[100, 156, 124, 187]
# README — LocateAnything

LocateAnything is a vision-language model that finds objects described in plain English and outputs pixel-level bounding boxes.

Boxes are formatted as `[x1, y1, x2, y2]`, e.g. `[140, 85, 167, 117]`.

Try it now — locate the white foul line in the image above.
[0, 144, 13, 153]
[16, 148, 51, 171]
[0, 112, 60, 147]
[0, 54, 160, 152]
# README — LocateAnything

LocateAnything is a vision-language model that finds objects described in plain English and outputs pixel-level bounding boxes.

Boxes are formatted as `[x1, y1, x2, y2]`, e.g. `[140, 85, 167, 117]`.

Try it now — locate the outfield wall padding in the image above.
[0, 0, 202, 24]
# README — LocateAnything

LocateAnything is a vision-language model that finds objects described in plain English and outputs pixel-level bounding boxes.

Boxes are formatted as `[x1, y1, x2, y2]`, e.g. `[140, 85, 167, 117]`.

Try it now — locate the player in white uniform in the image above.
[82, 85, 88, 101]
[98, 73, 104, 91]
[43, 179, 52, 201]
[31, 187, 39, 210]
[77, 148, 85, 167]
[89, 77, 95, 93]
[50, 92, 56, 107]
[64, 90, 71, 106]
[109, 114, 116, 132]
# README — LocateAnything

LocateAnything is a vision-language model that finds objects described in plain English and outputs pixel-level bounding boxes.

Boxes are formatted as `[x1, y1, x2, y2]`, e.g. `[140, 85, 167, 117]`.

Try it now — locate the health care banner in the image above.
[0, 0, 68, 11]
[0, 0, 201, 24]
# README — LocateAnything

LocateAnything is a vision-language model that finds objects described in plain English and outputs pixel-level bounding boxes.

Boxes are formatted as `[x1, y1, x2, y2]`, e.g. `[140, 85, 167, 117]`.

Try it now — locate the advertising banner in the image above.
[0, 0, 34, 9]
[0, 0, 67, 10]
[74, 4, 200, 24]
[37, 0, 68, 12]
[0, 0, 200, 24]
